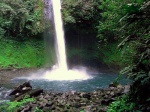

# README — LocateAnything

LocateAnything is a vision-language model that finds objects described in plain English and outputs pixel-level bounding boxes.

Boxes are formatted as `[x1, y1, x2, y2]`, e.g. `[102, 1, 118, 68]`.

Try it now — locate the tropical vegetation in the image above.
[0, 0, 149, 111]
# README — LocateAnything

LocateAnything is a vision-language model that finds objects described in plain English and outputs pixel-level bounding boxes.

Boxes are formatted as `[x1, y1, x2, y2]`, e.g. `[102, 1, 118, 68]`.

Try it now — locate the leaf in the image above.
[136, 0, 143, 4]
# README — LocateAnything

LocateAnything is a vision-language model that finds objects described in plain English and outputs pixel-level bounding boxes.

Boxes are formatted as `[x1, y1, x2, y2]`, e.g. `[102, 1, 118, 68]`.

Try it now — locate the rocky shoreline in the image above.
[5, 82, 130, 112]
[0, 68, 130, 112]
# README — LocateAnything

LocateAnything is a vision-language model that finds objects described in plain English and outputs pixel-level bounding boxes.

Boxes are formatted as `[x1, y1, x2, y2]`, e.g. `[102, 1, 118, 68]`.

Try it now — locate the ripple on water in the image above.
[0, 87, 12, 103]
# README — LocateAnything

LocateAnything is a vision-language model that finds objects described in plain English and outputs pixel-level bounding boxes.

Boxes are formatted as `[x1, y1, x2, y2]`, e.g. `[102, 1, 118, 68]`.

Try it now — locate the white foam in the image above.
[43, 67, 92, 81]
[16, 66, 93, 81]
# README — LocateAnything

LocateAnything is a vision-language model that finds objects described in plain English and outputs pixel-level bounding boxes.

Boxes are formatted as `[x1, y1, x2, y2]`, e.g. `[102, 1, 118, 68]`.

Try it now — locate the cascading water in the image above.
[52, 0, 68, 71]
[40, 0, 92, 80]
[13, 0, 92, 81]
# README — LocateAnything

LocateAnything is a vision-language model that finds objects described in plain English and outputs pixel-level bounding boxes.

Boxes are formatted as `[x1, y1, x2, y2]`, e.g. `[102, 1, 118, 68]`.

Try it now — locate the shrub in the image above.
[0, 95, 34, 112]
[107, 95, 137, 112]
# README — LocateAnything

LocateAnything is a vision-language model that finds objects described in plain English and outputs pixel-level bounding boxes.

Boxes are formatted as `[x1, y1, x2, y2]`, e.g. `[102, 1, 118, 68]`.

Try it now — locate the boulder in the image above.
[9, 81, 32, 96]
[123, 85, 130, 94]
[9, 81, 43, 101]
[20, 105, 30, 112]
[100, 99, 114, 105]
[22, 81, 32, 89]
[82, 93, 91, 100]
[28, 89, 43, 97]
[109, 83, 117, 87]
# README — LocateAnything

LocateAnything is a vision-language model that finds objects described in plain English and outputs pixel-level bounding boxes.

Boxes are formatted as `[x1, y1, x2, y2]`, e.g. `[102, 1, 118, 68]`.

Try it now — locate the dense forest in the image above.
[0, 0, 149, 111]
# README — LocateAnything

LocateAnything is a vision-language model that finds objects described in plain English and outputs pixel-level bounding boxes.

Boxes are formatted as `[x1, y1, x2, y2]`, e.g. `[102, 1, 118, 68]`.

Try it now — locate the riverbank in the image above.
[0, 68, 130, 112]
[0, 68, 38, 85]
[1, 81, 130, 112]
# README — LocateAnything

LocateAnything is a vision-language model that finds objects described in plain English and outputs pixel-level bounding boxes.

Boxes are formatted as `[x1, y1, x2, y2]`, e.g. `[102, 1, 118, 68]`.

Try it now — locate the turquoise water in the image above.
[11, 73, 131, 92]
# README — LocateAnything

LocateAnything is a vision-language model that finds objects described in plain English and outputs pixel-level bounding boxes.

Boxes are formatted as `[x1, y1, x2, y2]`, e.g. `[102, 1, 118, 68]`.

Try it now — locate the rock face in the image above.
[8, 82, 130, 112]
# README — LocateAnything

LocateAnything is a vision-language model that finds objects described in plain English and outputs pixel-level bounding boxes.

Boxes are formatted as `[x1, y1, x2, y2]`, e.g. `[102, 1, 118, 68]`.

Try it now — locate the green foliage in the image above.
[123, 3, 141, 15]
[98, 0, 149, 110]
[62, 0, 101, 25]
[0, 0, 44, 38]
[98, 43, 124, 67]
[118, 1, 150, 111]
[62, 0, 101, 35]
[107, 95, 137, 112]
[80, 110, 84, 112]
[97, 0, 125, 43]
[96, 0, 129, 67]
[67, 43, 100, 66]
[0, 38, 45, 68]
[113, 73, 122, 86]
[96, 0, 147, 43]
[0, 95, 34, 112]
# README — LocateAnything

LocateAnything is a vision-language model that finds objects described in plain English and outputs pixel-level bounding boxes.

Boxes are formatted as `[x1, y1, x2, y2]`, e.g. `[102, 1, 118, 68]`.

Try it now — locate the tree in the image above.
[119, 1, 150, 110]
[99, 0, 150, 111]
[62, 0, 101, 33]
[0, 0, 44, 39]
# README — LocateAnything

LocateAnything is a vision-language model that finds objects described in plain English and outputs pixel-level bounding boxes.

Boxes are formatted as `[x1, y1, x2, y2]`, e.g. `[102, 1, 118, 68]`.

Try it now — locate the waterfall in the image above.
[41, 0, 92, 81]
[10, 0, 93, 82]
[51, 0, 68, 71]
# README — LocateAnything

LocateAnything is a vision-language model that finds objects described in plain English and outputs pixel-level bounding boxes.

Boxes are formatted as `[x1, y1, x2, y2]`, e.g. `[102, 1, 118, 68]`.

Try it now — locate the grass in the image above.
[0, 38, 45, 68]
[0, 95, 35, 112]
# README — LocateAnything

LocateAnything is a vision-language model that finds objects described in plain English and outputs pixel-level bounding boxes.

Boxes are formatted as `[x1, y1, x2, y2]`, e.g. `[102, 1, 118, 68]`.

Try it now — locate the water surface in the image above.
[11, 73, 131, 92]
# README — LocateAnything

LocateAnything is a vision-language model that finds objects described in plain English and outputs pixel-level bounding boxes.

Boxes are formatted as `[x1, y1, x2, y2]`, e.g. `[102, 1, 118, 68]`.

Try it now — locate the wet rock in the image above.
[44, 94, 50, 99]
[50, 105, 56, 110]
[6, 82, 131, 112]
[9, 81, 32, 97]
[29, 103, 37, 109]
[14, 93, 27, 101]
[15, 90, 41, 101]
[9, 89, 21, 96]
[80, 102, 87, 106]
[97, 107, 108, 112]
[110, 91, 115, 96]
[9, 81, 43, 101]
[83, 105, 92, 111]
[117, 85, 124, 92]
[38, 101, 50, 109]
[29, 89, 43, 97]
[43, 107, 50, 111]
[22, 87, 32, 92]
[74, 96, 80, 101]
[109, 83, 117, 87]
[22, 81, 32, 89]
[46, 102, 54, 106]
[100, 99, 114, 105]
[106, 90, 111, 95]
[123, 85, 130, 94]
[20, 105, 30, 112]
[82, 93, 91, 100]
[109, 86, 115, 90]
